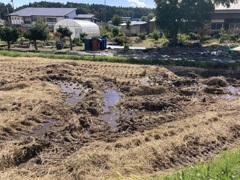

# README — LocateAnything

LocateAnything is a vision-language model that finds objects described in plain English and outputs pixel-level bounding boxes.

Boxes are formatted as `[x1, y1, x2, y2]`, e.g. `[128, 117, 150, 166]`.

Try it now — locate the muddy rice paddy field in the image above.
[0, 56, 240, 179]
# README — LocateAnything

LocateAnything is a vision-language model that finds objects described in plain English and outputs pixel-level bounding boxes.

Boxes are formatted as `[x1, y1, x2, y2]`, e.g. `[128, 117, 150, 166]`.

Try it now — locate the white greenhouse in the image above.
[54, 19, 100, 39]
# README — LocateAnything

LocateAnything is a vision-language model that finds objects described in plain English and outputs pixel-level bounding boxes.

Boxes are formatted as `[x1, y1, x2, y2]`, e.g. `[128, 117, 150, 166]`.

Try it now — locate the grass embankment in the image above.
[159, 148, 240, 180]
[0, 50, 240, 70]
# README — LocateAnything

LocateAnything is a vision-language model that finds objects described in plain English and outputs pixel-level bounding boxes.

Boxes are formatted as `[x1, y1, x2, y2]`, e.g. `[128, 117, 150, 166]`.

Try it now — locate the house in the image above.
[9, 7, 77, 28]
[120, 21, 148, 35]
[120, 17, 156, 35]
[211, 3, 240, 33]
[74, 14, 99, 23]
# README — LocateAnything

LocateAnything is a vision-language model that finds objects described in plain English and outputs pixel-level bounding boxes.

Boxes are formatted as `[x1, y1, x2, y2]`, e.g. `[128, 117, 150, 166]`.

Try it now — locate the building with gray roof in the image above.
[212, 3, 240, 33]
[9, 7, 77, 28]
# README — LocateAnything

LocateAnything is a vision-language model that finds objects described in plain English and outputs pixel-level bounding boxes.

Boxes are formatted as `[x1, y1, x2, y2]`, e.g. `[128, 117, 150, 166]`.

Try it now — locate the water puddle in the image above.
[102, 89, 121, 131]
[220, 94, 238, 101]
[60, 83, 85, 104]
[227, 86, 238, 95]
[28, 119, 56, 137]
[220, 86, 239, 101]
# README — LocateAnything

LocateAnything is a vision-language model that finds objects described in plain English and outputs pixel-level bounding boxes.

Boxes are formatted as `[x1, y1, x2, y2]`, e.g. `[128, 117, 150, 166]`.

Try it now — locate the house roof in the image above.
[120, 21, 147, 26]
[75, 14, 95, 19]
[216, 3, 240, 10]
[9, 7, 76, 17]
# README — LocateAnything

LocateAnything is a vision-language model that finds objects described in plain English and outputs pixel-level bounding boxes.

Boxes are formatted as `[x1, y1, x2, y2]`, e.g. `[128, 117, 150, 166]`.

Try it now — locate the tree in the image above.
[196, 23, 211, 44]
[112, 15, 123, 26]
[56, 26, 73, 50]
[126, 20, 131, 35]
[0, 26, 19, 50]
[17, 27, 27, 43]
[154, 0, 235, 46]
[112, 27, 120, 37]
[24, 24, 49, 50]
[141, 13, 154, 22]
[0, 3, 13, 21]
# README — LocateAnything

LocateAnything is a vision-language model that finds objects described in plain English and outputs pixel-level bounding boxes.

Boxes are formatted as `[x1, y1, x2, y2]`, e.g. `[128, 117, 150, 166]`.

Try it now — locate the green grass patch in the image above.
[0, 50, 239, 70]
[158, 148, 240, 180]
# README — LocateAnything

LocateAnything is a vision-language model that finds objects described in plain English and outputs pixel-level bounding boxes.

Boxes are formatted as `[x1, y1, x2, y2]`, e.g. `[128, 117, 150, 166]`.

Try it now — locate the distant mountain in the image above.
[15, 1, 154, 22]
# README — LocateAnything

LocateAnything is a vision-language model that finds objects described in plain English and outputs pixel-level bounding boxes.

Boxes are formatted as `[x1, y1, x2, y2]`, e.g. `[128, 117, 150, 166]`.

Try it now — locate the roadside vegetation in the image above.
[0, 50, 239, 70]
[160, 148, 240, 180]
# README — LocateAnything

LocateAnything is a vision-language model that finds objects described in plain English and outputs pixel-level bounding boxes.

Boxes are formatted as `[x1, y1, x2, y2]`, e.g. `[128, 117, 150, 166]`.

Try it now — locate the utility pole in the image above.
[11, 0, 14, 11]
[104, 0, 106, 23]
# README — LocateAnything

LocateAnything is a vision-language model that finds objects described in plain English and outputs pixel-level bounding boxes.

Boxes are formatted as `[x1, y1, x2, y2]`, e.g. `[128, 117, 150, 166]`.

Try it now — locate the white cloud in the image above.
[128, 0, 146, 7]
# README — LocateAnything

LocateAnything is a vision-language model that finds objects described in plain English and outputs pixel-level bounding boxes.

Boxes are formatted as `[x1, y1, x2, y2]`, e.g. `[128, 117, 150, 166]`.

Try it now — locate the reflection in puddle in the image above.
[60, 83, 85, 104]
[220, 94, 238, 101]
[220, 86, 239, 101]
[28, 119, 56, 137]
[227, 86, 238, 95]
[102, 89, 121, 131]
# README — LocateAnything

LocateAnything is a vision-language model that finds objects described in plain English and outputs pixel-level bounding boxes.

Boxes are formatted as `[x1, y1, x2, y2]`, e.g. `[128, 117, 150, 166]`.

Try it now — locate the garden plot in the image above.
[0, 56, 240, 179]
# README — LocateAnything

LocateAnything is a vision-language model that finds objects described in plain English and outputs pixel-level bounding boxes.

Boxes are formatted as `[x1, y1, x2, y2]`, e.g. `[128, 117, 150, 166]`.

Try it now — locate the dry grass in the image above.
[204, 76, 228, 87]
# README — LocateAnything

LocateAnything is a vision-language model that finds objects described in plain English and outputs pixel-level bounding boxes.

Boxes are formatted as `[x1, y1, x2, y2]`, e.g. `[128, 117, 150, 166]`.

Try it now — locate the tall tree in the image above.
[24, 24, 49, 50]
[56, 26, 73, 50]
[112, 15, 123, 26]
[0, 26, 19, 50]
[154, 0, 235, 46]
[0, 3, 13, 21]
[126, 20, 131, 35]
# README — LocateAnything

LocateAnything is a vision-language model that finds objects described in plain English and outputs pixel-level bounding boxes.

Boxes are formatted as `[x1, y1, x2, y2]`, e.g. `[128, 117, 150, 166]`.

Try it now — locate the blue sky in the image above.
[1, 0, 156, 9]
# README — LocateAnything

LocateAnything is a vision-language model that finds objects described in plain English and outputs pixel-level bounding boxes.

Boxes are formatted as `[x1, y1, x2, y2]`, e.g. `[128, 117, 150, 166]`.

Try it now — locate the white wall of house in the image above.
[11, 16, 24, 25]
[121, 25, 141, 35]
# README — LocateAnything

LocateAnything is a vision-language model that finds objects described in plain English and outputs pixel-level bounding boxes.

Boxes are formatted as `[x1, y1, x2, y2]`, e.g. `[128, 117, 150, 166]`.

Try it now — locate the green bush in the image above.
[177, 34, 190, 46]
[138, 33, 146, 40]
[114, 36, 124, 45]
[112, 27, 120, 37]
[202, 35, 212, 41]
[152, 31, 160, 41]
[189, 32, 198, 40]
[219, 28, 238, 43]
[80, 33, 87, 42]
[73, 37, 83, 46]
[102, 32, 112, 38]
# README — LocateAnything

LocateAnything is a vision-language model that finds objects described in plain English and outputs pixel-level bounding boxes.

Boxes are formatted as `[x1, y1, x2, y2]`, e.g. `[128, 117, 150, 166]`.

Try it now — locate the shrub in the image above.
[73, 38, 82, 46]
[152, 31, 160, 41]
[112, 27, 120, 37]
[219, 28, 238, 43]
[80, 33, 88, 42]
[114, 36, 124, 45]
[177, 34, 190, 46]
[189, 32, 198, 40]
[102, 32, 112, 38]
[138, 33, 146, 40]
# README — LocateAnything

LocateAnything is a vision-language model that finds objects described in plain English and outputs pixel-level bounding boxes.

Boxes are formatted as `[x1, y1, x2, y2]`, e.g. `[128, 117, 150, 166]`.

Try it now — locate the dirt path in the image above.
[0, 56, 240, 179]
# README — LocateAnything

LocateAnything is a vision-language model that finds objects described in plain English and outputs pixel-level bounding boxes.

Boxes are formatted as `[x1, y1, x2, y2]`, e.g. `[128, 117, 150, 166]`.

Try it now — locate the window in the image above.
[24, 17, 32, 24]
[211, 23, 223, 30]
[46, 18, 57, 22]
